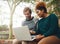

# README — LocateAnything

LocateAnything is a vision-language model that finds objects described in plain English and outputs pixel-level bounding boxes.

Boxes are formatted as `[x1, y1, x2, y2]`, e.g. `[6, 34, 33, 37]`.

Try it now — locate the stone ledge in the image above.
[0, 39, 13, 44]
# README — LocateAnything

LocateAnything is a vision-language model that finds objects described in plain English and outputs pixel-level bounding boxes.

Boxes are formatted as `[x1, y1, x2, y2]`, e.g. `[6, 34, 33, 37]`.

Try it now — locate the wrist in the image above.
[42, 35, 45, 37]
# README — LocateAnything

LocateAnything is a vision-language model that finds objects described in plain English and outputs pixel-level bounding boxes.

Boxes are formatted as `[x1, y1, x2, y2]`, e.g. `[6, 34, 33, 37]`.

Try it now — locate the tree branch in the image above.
[7, 0, 12, 10]
[16, 0, 22, 6]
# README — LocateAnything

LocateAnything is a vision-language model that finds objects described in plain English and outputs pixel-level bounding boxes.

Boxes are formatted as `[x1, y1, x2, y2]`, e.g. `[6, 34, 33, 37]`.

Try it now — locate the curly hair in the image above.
[36, 2, 46, 9]
[35, 2, 47, 13]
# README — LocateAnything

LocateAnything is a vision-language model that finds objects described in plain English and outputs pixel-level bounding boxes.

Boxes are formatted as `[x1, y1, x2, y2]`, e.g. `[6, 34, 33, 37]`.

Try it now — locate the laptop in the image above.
[13, 26, 36, 41]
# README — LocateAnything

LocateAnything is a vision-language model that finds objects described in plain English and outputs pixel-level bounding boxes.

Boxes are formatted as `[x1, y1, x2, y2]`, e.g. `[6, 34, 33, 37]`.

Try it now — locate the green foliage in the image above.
[0, 25, 9, 39]
[46, 0, 60, 15]
[43, 0, 50, 2]
[0, 25, 9, 31]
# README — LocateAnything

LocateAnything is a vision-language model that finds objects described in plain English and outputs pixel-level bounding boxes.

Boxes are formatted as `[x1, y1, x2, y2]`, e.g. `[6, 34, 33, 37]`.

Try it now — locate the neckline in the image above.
[26, 17, 34, 21]
[42, 14, 50, 19]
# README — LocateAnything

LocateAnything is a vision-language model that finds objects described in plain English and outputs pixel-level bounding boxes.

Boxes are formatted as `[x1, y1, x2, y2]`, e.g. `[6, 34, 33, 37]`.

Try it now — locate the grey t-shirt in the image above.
[22, 17, 38, 30]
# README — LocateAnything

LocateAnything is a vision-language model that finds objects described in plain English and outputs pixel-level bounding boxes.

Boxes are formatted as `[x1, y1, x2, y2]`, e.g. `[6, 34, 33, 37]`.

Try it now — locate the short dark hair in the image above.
[23, 7, 32, 14]
[35, 2, 47, 13]
[37, 6, 47, 13]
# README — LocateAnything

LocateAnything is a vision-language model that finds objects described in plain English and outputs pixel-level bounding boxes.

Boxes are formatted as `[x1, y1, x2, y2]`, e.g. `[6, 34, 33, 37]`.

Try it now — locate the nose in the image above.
[25, 14, 29, 16]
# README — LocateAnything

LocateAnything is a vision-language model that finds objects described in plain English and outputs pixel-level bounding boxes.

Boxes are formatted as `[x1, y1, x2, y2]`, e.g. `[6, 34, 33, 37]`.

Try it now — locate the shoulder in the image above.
[48, 14, 58, 22]
[49, 13, 58, 19]
[22, 19, 27, 25]
[22, 19, 26, 23]
[33, 17, 39, 23]
[50, 14, 57, 17]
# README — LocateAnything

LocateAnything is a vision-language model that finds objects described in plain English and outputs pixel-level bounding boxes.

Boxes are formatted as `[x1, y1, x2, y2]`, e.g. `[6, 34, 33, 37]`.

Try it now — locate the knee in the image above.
[38, 40, 44, 44]
[37, 36, 60, 44]
[13, 39, 18, 44]
[13, 39, 21, 44]
[37, 37, 49, 44]
[38, 40, 49, 44]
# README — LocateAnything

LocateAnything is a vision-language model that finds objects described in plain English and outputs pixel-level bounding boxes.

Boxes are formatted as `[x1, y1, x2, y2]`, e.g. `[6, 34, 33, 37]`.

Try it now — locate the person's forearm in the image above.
[35, 34, 45, 40]
[30, 30, 36, 34]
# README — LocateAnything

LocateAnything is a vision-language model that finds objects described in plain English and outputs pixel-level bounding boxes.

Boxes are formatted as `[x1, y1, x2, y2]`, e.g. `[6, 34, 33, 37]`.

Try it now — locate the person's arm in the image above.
[43, 14, 58, 37]
[29, 30, 36, 34]
[35, 34, 45, 40]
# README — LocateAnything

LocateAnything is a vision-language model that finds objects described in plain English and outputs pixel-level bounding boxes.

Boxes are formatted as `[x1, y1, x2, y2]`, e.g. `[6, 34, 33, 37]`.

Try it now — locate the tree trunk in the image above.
[9, 4, 16, 39]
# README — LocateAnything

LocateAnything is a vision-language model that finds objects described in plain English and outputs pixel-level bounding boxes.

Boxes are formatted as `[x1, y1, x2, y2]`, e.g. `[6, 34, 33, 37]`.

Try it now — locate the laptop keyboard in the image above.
[31, 35, 35, 39]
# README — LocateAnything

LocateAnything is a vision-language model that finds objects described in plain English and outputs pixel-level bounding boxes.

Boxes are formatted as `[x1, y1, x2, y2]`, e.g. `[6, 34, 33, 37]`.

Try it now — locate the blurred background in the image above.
[0, 0, 60, 39]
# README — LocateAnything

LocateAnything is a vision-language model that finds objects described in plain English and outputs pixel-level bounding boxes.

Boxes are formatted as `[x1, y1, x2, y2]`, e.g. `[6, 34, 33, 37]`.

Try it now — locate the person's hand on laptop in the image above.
[29, 30, 36, 34]
[35, 34, 45, 40]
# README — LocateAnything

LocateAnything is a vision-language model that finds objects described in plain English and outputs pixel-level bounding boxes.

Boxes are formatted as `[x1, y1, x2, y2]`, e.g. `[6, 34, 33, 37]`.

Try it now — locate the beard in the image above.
[26, 17, 30, 20]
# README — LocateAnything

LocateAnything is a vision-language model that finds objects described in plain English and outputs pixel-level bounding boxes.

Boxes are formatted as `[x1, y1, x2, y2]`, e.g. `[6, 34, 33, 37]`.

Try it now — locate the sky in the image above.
[0, 1, 36, 28]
